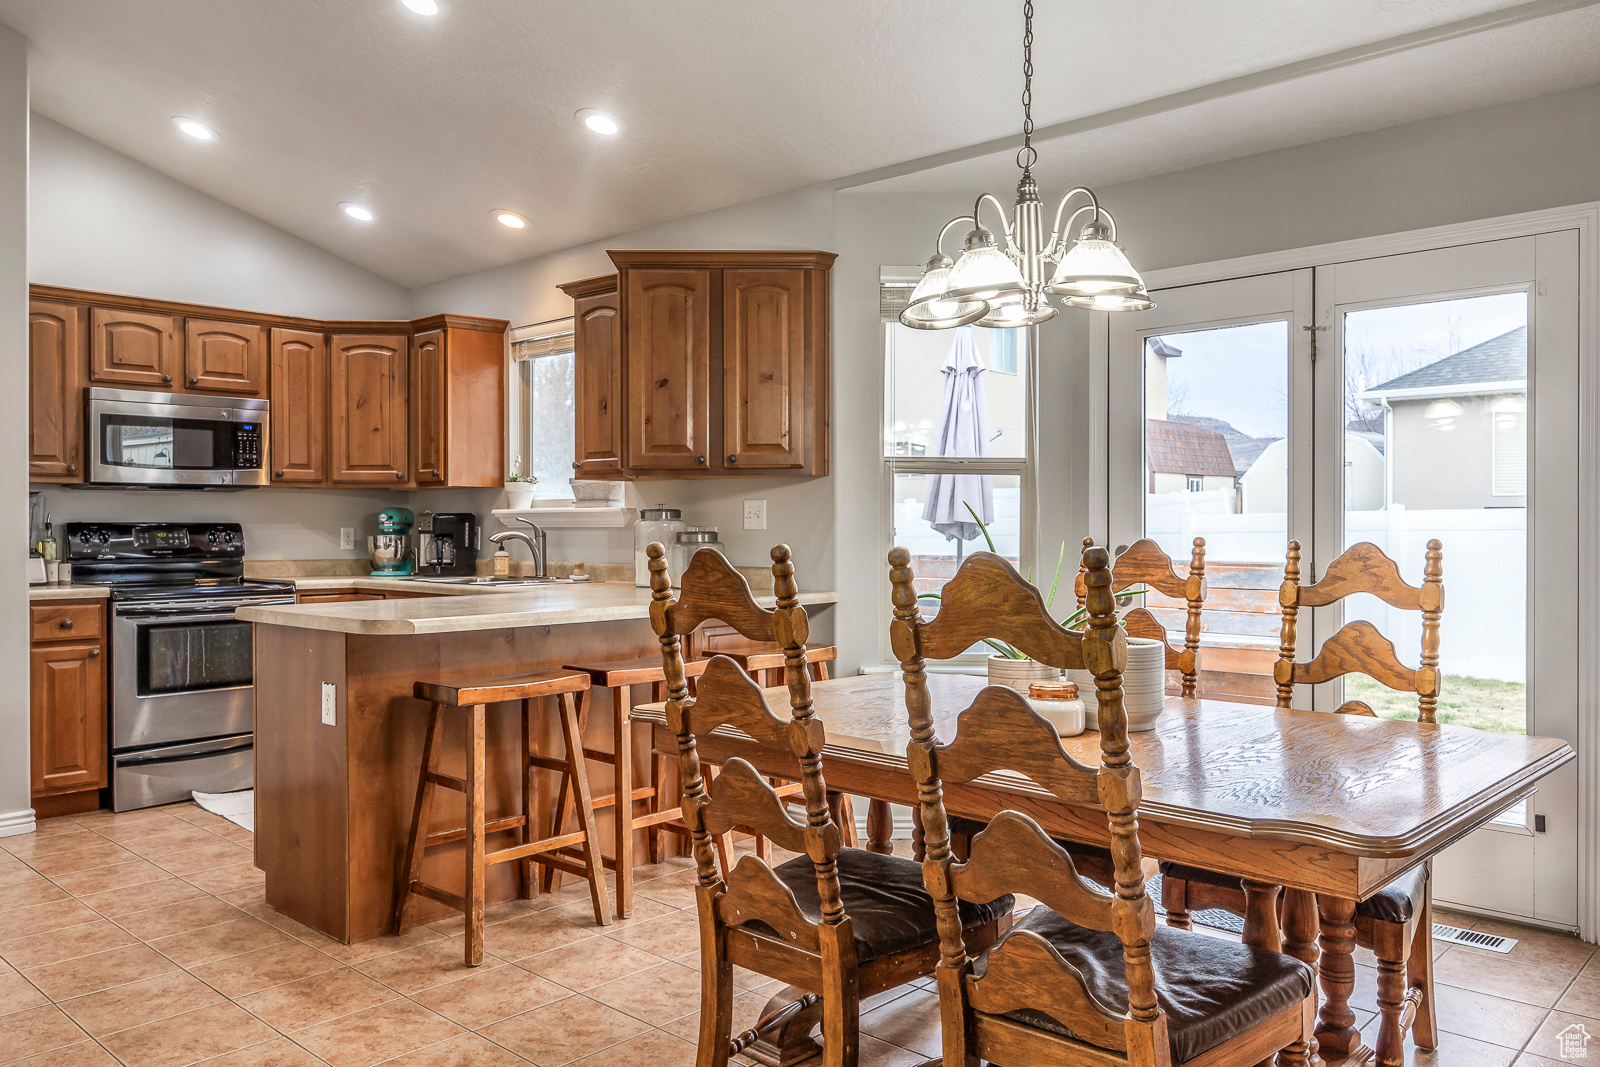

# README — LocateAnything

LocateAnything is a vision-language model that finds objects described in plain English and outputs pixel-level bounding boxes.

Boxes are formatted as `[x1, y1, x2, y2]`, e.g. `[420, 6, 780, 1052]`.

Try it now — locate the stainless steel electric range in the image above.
[65, 522, 296, 811]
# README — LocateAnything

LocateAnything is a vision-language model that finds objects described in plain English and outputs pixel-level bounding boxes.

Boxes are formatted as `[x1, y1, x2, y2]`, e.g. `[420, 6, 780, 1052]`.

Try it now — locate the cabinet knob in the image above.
[66, 464, 76, 474]
[695, 455, 706, 465]
[189, 376, 200, 386]
[727, 454, 737, 463]
[275, 470, 285, 478]
[572, 462, 580, 469]
[89, 648, 100, 658]
[58, 618, 73, 630]
[395, 471, 404, 480]
[162, 374, 172, 384]
[426, 469, 439, 477]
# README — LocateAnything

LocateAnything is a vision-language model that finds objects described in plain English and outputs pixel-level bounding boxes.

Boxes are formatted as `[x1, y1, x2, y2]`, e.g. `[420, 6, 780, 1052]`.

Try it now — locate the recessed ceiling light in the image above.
[172, 117, 216, 141]
[494, 210, 528, 229]
[576, 109, 621, 136]
[340, 202, 374, 222]
[401, 0, 439, 14]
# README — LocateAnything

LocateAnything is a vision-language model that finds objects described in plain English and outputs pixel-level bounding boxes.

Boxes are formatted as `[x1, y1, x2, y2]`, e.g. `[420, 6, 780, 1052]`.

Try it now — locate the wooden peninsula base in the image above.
[241, 582, 837, 944]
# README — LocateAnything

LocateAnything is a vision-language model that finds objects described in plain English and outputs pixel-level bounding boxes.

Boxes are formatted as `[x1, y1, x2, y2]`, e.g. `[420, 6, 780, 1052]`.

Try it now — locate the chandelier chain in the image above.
[1018, 0, 1036, 172]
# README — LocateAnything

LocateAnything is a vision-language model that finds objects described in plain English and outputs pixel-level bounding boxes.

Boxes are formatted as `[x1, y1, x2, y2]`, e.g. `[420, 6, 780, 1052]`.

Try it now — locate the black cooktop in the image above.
[64, 522, 293, 602]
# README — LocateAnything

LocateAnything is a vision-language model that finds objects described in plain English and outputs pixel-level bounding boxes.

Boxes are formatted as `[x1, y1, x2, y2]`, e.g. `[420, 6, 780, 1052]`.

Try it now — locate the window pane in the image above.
[893, 470, 1024, 600]
[522, 353, 575, 499]
[1343, 291, 1527, 734]
[884, 324, 1027, 459]
[1144, 322, 1288, 666]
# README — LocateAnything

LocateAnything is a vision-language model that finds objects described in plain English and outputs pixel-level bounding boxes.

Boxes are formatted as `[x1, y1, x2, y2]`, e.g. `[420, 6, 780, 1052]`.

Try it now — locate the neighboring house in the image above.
[1240, 434, 1385, 513]
[1146, 419, 1237, 500]
[1357, 326, 1527, 510]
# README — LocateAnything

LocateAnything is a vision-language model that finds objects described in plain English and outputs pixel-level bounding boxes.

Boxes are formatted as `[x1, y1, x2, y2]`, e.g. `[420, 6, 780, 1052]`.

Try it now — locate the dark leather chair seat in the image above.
[1158, 860, 1245, 891]
[950, 816, 1115, 871]
[975, 906, 1314, 1064]
[753, 847, 1012, 962]
[1354, 863, 1427, 924]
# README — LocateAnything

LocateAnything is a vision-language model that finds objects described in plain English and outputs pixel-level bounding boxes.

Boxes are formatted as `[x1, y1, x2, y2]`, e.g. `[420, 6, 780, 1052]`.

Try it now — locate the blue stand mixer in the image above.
[369, 507, 415, 577]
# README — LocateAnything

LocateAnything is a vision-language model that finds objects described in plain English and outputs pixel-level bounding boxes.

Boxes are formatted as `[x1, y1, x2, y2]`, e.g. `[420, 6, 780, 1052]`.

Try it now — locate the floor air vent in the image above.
[1432, 924, 1515, 953]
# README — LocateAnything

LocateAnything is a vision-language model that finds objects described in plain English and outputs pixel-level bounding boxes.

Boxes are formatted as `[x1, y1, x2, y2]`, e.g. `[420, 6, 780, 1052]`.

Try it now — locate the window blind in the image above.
[1492, 402, 1528, 496]
[512, 330, 575, 362]
[880, 283, 916, 322]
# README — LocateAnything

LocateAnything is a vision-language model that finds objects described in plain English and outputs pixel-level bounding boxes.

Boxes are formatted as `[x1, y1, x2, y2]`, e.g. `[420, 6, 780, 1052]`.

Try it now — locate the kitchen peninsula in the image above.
[238, 581, 835, 943]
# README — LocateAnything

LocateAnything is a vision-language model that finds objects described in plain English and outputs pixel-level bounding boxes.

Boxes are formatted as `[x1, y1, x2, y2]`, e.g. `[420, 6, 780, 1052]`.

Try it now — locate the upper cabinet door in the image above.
[269, 329, 327, 485]
[411, 328, 446, 487]
[90, 308, 178, 388]
[330, 334, 409, 484]
[185, 319, 265, 394]
[573, 286, 624, 476]
[29, 300, 85, 483]
[626, 268, 711, 470]
[722, 269, 808, 469]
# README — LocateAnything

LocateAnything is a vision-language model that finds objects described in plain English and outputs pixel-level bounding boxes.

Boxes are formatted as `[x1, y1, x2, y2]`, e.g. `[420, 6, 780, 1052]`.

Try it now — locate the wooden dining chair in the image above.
[1163, 538, 1444, 1067]
[650, 541, 1012, 1067]
[890, 542, 1316, 1067]
[1076, 536, 1208, 696]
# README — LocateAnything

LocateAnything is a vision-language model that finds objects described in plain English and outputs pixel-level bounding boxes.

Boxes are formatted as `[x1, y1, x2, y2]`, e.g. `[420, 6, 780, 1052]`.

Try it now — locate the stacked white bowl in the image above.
[1067, 636, 1168, 732]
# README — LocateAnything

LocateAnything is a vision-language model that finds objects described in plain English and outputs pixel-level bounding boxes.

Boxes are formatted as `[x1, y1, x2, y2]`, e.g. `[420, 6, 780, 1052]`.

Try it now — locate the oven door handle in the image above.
[115, 736, 254, 767]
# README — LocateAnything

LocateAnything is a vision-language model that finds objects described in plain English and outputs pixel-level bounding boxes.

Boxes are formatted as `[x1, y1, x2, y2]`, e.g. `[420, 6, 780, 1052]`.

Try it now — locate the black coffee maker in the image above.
[414, 511, 479, 577]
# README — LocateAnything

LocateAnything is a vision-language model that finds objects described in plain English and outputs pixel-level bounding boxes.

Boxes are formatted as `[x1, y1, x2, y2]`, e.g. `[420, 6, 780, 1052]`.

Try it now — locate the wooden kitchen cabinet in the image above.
[330, 333, 410, 485]
[559, 274, 625, 477]
[409, 318, 505, 488]
[568, 250, 833, 479]
[29, 299, 86, 483]
[722, 268, 813, 470]
[269, 328, 328, 485]
[185, 318, 266, 394]
[30, 600, 107, 815]
[90, 307, 180, 388]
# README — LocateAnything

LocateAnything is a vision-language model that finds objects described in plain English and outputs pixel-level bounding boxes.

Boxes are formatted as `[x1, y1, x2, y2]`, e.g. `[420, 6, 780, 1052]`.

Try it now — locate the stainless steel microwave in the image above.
[86, 387, 268, 489]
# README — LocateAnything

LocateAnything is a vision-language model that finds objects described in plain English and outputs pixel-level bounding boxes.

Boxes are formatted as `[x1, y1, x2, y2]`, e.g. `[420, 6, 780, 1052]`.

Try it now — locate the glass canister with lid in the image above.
[634, 505, 686, 587]
[672, 526, 727, 582]
[1026, 681, 1086, 737]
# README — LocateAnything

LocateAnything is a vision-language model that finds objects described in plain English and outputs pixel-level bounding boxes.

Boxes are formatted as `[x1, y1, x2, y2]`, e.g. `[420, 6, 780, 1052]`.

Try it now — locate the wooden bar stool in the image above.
[705, 643, 838, 687]
[559, 654, 713, 917]
[396, 668, 611, 966]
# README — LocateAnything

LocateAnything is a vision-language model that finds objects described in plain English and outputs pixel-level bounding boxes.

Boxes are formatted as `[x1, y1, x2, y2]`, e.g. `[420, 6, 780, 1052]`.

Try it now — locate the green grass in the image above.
[1344, 674, 1526, 734]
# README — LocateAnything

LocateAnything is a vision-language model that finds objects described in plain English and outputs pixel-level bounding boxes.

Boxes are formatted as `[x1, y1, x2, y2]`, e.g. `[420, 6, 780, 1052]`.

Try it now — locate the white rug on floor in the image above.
[192, 789, 254, 832]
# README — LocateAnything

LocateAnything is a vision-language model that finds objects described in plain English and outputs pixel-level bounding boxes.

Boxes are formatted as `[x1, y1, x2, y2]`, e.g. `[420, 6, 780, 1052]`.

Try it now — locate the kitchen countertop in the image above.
[239, 582, 838, 636]
[29, 584, 110, 601]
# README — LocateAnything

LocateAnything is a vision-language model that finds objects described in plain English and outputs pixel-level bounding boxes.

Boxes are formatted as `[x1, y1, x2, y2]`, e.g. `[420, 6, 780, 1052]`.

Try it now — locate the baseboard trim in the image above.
[0, 808, 37, 839]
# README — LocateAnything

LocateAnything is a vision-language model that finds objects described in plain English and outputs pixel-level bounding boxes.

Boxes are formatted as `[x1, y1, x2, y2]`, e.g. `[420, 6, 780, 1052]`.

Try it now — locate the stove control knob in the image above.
[97, 531, 111, 545]
[208, 530, 220, 544]
[222, 530, 236, 546]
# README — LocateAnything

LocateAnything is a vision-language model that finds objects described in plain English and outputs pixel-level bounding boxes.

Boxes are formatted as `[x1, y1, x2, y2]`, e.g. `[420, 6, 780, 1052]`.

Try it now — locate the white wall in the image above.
[27, 115, 415, 561]
[30, 116, 407, 320]
[0, 27, 29, 833]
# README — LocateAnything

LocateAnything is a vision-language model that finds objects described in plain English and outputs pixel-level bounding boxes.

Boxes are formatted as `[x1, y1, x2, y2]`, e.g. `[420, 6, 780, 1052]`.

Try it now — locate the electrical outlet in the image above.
[339, 527, 355, 551]
[321, 682, 337, 726]
[743, 499, 767, 531]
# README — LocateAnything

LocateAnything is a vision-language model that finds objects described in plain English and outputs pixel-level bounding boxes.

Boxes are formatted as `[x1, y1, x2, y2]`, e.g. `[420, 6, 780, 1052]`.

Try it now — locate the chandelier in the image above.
[901, 0, 1153, 330]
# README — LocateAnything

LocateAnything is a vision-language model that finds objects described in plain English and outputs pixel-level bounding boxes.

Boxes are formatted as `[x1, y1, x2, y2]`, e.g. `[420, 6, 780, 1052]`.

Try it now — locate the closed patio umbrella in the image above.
[921, 327, 993, 548]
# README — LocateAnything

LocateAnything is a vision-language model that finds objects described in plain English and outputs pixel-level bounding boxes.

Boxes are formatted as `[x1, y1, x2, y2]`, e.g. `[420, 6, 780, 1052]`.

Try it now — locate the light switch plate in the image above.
[743, 499, 767, 531]
[321, 682, 337, 726]
[339, 527, 356, 551]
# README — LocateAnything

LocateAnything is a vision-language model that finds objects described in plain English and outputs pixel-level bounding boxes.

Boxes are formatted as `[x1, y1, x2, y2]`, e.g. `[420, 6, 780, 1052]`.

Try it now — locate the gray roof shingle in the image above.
[1365, 326, 1526, 395]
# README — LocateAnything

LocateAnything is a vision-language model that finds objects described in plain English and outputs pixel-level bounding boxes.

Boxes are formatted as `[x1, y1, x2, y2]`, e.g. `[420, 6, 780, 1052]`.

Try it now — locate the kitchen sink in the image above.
[409, 576, 574, 587]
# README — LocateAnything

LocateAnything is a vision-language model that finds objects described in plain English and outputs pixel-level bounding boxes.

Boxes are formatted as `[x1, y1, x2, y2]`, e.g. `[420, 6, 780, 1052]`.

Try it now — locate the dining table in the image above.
[632, 671, 1574, 1067]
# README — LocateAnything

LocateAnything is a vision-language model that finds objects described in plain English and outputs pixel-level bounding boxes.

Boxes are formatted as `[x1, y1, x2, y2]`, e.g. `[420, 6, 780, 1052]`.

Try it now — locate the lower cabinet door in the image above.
[31, 641, 107, 796]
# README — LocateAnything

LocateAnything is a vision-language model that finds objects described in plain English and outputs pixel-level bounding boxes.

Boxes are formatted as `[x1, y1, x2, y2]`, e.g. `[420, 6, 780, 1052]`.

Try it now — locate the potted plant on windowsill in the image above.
[504, 472, 537, 510]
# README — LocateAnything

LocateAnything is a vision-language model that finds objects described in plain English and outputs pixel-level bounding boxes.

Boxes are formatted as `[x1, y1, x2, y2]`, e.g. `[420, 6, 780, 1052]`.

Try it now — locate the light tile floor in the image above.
[0, 803, 1591, 1066]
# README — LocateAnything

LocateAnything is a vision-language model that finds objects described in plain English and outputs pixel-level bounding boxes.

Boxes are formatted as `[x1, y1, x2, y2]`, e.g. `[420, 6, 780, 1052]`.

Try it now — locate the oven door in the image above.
[88, 391, 267, 487]
[112, 604, 268, 749]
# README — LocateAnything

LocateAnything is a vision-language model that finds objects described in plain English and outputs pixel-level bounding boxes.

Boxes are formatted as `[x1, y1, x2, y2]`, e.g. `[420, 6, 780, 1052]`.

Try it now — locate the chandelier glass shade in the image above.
[900, 0, 1153, 330]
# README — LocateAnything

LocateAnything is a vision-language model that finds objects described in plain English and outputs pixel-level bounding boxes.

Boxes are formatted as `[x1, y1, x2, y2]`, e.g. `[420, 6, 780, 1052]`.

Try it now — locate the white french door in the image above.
[1104, 233, 1581, 927]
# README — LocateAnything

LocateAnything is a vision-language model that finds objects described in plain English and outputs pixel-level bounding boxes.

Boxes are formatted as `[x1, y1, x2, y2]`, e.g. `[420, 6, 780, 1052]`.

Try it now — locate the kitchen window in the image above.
[880, 274, 1035, 658]
[1492, 395, 1528, 496]
[510, 323, 576, 500]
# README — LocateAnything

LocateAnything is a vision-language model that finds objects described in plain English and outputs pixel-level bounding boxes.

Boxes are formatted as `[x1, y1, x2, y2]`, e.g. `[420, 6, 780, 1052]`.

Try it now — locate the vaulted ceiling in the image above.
[1, 0, 1597, 288]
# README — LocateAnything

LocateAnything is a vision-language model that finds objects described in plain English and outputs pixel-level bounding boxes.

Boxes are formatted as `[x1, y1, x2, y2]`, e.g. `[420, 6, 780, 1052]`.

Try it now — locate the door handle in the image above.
[189, 377, 200, 386]
[89, 648, 100, 658]
[162, 374, 172, 384]
[695, 455, 706, 465]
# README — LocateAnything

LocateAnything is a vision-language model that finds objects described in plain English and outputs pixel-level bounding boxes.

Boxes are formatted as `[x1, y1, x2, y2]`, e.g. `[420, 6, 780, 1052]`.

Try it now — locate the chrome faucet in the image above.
[488, 519, 547, 578]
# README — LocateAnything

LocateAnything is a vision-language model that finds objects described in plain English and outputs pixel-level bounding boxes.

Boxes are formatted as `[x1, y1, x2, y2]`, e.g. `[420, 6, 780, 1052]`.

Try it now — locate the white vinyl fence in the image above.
[1147, 495, 1526, 682]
